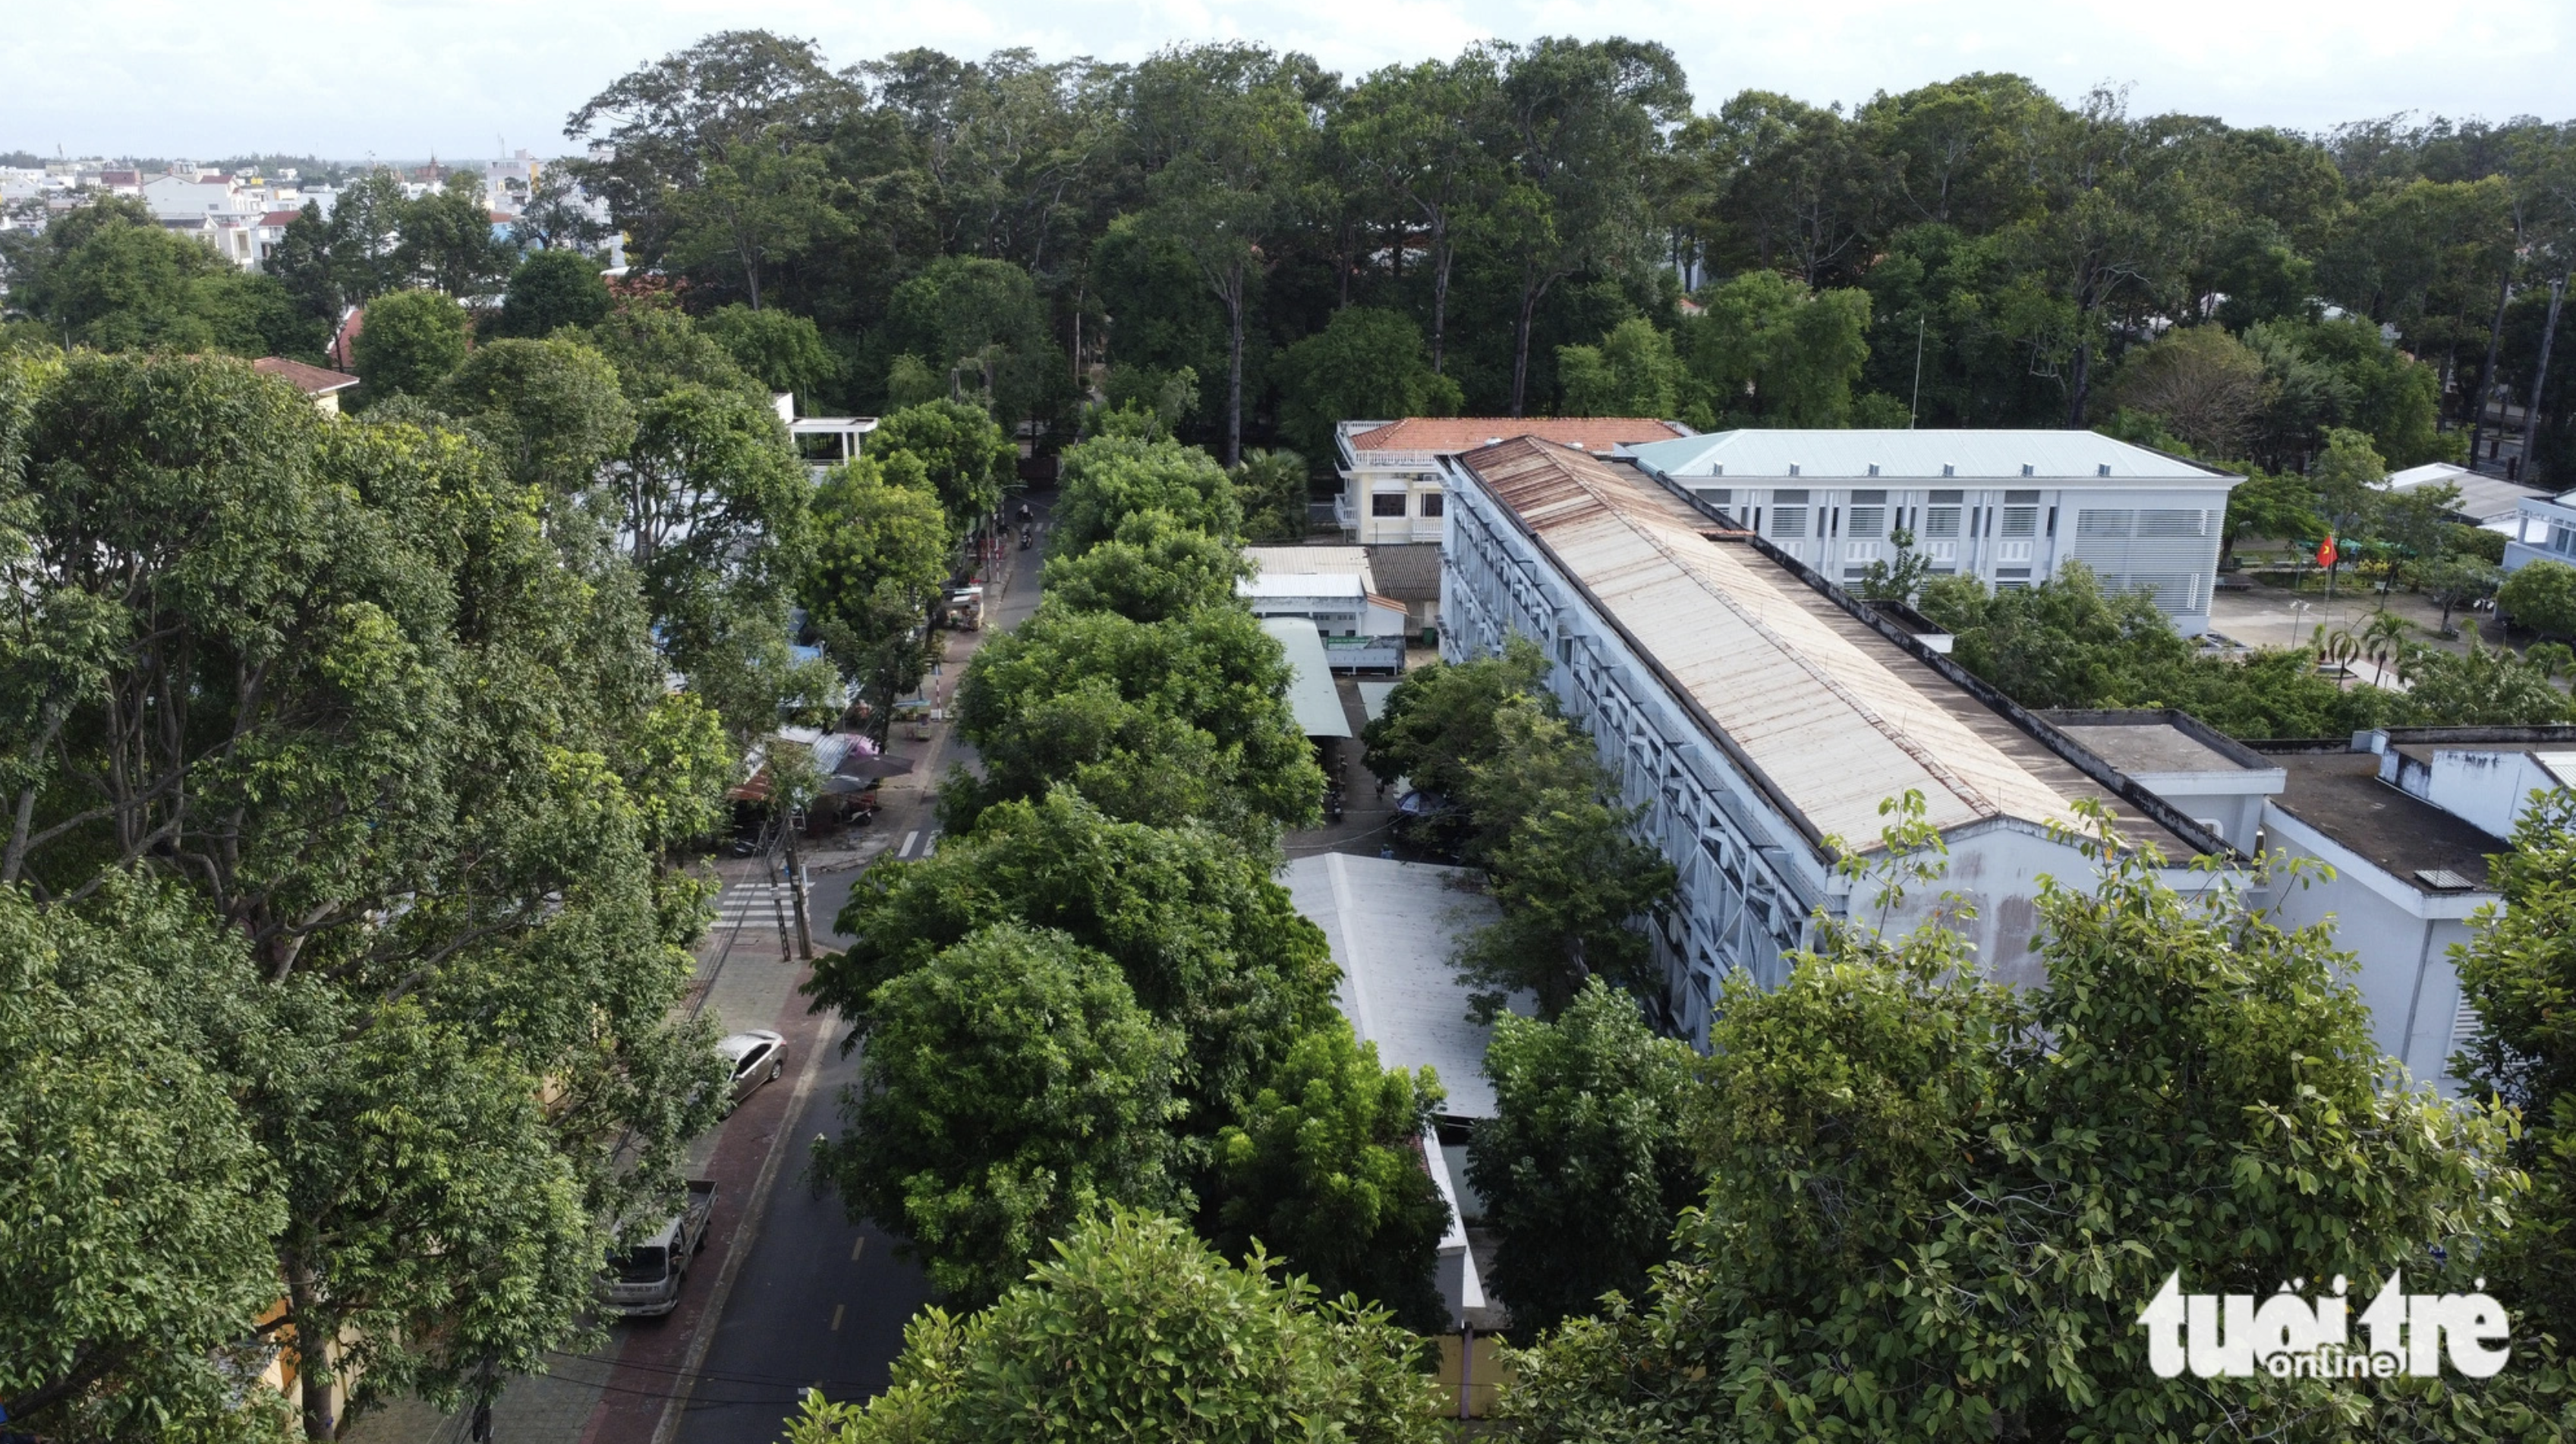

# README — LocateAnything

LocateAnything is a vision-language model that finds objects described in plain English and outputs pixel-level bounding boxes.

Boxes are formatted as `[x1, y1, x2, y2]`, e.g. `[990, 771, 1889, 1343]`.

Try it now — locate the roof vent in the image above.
[2098, 463, 2112, 477]
[1788, 463, 1801, 476]
[1941, 463, 1955, 477]
[1710, 463, 1723, 477]
[1485, 437, 1502, 446]
[2021, 463, 2036, 477]
[1866, 462, 1880, 476]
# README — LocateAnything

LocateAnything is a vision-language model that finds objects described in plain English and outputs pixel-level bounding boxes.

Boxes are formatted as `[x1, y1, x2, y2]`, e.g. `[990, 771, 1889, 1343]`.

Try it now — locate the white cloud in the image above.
[0, 0, 2564, 157]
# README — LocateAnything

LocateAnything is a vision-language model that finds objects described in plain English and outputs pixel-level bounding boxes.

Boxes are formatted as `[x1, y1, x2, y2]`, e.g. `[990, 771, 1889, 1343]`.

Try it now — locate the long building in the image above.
[1624, 429, 2243, 634]
[1436, 436, 2242, 1044]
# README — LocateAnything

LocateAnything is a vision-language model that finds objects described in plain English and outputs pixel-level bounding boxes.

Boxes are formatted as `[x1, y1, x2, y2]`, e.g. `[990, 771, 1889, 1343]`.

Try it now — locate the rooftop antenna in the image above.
[1908, 317, 1925, 430]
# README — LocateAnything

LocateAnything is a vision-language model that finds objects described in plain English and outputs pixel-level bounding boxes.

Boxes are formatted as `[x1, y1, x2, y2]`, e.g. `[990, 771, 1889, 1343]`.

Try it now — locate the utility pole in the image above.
[2521, 273, 2567, 487]
[2468, 265, 2512, 468]
[1909, 317, 1926, 429]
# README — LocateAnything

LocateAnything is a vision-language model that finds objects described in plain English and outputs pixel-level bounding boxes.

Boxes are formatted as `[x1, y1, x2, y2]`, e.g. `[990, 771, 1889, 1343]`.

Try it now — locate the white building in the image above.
[2502, 487, 2576, 573]
[1438, 436, 2243, 1044]
[1623, 429, 2244, 634]
[2234, 729, 2576, 1091]
[1334, 417, 1693, 544]
[1241, 547, 1410, 671]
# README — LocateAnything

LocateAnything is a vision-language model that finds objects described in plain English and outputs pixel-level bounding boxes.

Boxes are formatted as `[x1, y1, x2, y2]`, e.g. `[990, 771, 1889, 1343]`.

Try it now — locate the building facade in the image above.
[1438, 437, 2237, 1045]
[1334, 417, 1692, 544]
[1624, 429, 2242, 634]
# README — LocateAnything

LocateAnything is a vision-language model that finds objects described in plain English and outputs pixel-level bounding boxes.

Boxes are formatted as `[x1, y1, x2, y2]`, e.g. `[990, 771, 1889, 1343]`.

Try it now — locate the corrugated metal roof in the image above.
[1352, 417, 1691, 453]
[1282, 853, 1518, 1118]
[1261, 617, 1353, 739]
[1460, 439, 2105, 850]
[1243, 573, 1367, 599]
[1627, 428, 2234, 482]
[1245, 546, 1375, 584]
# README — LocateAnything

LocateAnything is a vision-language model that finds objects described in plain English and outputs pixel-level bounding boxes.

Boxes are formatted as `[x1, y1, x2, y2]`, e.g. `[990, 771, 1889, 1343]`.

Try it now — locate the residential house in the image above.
[1624, 428, 2244, 634]
[1334, 416, 1693, 543]
[252, 357, 362, 415]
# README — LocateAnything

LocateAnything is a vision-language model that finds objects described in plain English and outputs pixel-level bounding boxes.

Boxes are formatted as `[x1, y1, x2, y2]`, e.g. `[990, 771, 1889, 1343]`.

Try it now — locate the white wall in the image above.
[2260, 806, 2484, 1093]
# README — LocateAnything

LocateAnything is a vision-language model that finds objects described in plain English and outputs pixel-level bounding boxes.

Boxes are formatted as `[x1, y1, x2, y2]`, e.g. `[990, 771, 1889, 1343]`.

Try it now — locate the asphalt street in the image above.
[666, 1032, 931, 1444]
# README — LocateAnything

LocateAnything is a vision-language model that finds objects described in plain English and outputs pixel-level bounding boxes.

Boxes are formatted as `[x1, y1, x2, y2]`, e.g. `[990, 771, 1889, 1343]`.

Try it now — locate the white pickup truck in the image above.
[600, 1180, 716, 1319]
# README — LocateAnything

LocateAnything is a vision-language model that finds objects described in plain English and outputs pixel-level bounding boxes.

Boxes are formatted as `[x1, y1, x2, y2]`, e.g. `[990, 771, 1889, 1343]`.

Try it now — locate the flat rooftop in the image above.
[1456, 439, 2197, 856]
[2053, 720, 2266, 777]
[2259, 749, 2502, 894]
[1280, 853, 1518, 1118]
[1627, 427, 2237, 483]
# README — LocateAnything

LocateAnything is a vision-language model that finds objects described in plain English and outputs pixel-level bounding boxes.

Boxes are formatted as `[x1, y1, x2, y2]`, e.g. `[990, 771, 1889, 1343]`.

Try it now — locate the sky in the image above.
[4, 0, 2568, 161]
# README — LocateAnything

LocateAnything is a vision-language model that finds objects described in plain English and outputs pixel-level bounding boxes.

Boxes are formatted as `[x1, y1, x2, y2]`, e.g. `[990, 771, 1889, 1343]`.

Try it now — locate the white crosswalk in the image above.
[712, 881, 799, 924]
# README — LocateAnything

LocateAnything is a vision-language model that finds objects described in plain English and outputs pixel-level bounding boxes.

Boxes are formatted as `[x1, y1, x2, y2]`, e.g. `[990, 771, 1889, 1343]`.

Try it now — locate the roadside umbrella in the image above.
[835, 752, 915, 780]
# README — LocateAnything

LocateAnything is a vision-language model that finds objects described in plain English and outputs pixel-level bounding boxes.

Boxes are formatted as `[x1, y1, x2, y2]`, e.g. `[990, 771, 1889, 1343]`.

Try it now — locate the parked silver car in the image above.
[600, 1180, 716, 1319]
[716, 1029, 786, 1113]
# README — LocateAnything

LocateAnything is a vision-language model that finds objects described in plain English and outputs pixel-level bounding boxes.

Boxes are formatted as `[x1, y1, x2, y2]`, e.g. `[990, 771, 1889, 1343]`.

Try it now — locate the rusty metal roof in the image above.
[1460, 438, 2181, 853]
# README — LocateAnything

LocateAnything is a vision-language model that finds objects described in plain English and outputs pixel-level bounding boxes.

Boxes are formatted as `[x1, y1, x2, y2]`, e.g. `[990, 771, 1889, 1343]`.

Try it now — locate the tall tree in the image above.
[1490, 38, 1691, 416]
[0, 352, 731, 1439]
[1124, 43, 1326, 465]
[819, 922, 1187, 1304]
[799, 451, 951, 744]
[1336, 52, 1505, 374]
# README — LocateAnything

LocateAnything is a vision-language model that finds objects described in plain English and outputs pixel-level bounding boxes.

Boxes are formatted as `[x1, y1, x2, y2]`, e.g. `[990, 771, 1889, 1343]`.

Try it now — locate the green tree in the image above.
[801, 452, 952, 744]
[1490, 38, 1693, 417]
[1468, 977, 1703, 1340]
[945, 604, 1324, 843]
[871, 398, 1017, 537]
[703, 301, 839, 405]
[1456, 696, 1678, 1015]
[879, 255, 1063, 428]
[666, 127, 853, 310]
[1210, 1025, 1451, 1331]
[1503, 812, 2523, 1440]
[1274, 307, 1463, 459]
[820, 922, 1187, 1304]
[1359, 635, 1551, 803]
[585, 298, 766, 403]
[0, 879, 288, 1440]
[396, 172, 517, 298]
[1230, 448, 1312, 544]
[615, 381, 817, 736]
[2420, 551, 2506, 632]
[1680, 270, 1874, 427]
[1126, 43, 1321, 465]
[2219, 468, 2324, 561]
[1050, 433, 1242, 555]
[487, 247, 613, 339]
[323, 169, 412, 304]
[433, 334, 637, 496]
[2401, 639, 2574, 724]
[2502, 559, 2576, 638]
[2455, 791, 2576, 1347]
[812, 788, 1338, 1128]
[782, 1209, 1444, 1444]
[1041, 506, 1252, 623]
[9, 200, 310, 358]
[351, 288, 472, 403]
[1557, 316, 1683, 418]
[0, 352, 730, 1439]
[1337, 53, 1506, 374]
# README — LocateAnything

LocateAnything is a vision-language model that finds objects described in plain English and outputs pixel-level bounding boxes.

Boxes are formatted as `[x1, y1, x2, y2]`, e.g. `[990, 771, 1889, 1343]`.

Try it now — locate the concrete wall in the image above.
[2259, 805, 2484, 1092]
[2388, 747, 2559, 842]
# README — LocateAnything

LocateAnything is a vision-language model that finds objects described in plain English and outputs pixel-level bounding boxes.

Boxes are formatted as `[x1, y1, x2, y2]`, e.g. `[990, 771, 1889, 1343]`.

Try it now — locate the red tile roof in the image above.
[251, 356, 361, 395]
[260, 210, 303, 226]
[1349, 417, 1690, 454]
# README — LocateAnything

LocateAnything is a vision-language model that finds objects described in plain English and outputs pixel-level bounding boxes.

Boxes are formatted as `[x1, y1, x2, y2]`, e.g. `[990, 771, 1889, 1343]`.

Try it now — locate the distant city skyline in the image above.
[5, 0, 2568, 158]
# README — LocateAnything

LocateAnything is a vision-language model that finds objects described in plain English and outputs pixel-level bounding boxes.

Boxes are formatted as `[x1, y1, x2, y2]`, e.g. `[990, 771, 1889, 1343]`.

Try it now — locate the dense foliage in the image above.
[782, 1209, 1445, 1444]
[0, 352, 735, 1439]
[1468, 979, 1704, 1341]
[1501, 813, 2542, 1441]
